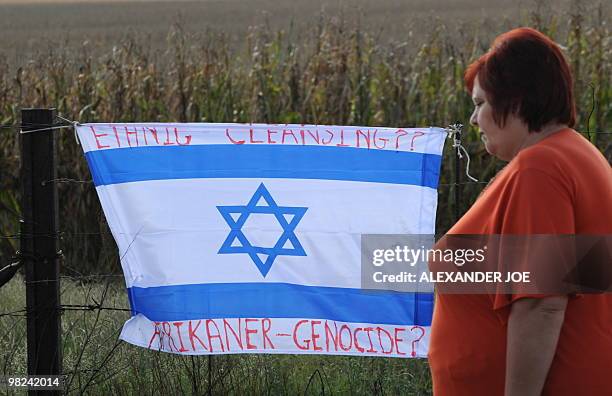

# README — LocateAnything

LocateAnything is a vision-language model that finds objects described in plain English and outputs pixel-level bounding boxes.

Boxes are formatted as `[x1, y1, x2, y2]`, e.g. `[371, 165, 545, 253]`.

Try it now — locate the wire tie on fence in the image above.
[446, 123, 479, 183]
[56, 114, 82, 145]
[91, 297, 101, 310]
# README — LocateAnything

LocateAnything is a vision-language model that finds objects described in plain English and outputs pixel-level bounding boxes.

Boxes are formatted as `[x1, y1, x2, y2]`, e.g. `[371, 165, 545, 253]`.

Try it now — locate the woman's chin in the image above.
[484, 143, 511, 161]
[481, 134, 508, 160]
[481, 135, 494, 154]
[483, 140, 499, 158]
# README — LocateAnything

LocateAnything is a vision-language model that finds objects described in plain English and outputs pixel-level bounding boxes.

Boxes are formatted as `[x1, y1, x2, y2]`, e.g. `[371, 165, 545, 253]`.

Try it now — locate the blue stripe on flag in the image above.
[85, 145, 442, 188]
[127, 283, 433, 326]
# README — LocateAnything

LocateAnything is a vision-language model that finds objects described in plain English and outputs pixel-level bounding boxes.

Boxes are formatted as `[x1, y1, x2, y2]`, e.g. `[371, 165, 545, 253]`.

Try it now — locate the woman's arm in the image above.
[505, 296, 568, 396]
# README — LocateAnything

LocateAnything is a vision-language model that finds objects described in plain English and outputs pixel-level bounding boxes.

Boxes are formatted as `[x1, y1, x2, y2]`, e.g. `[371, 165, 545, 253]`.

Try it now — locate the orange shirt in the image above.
[428, 129, 612, 395]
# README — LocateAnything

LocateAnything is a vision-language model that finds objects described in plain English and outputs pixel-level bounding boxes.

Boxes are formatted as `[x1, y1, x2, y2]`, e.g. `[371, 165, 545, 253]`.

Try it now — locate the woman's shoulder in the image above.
[511, 128, 608, 177]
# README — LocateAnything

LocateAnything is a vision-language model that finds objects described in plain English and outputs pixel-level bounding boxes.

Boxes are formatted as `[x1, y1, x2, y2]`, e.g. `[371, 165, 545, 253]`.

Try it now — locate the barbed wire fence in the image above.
[0, 110, 610, 394]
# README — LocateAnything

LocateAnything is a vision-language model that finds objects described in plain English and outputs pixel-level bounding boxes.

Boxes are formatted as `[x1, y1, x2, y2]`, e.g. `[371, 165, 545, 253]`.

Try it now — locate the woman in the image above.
[428, 28, 612, 395]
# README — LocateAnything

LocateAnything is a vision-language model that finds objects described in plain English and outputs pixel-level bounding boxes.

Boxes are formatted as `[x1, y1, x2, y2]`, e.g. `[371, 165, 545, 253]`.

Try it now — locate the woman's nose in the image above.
[470, 109, 478, 127]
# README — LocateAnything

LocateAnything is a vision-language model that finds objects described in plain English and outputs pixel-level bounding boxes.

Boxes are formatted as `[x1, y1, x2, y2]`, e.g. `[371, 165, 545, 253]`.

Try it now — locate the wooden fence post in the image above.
[20, 108, 62, 395]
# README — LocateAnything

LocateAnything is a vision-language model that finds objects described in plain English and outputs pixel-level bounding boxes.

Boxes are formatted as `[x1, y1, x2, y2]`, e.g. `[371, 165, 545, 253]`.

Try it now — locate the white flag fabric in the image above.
[77, 123, 445, 357]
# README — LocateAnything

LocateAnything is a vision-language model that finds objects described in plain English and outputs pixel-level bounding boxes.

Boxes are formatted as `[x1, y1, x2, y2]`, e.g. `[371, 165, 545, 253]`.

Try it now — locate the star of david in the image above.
[217, 183, 308, 277]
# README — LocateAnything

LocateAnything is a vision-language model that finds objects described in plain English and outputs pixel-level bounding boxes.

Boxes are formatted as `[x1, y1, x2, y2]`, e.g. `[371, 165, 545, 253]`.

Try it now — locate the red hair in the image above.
[465, 28, 576, 132]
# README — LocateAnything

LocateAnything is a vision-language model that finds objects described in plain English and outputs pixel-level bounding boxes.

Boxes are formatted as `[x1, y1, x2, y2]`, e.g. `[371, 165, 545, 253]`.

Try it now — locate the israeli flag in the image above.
[77, 123, 445, 357]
